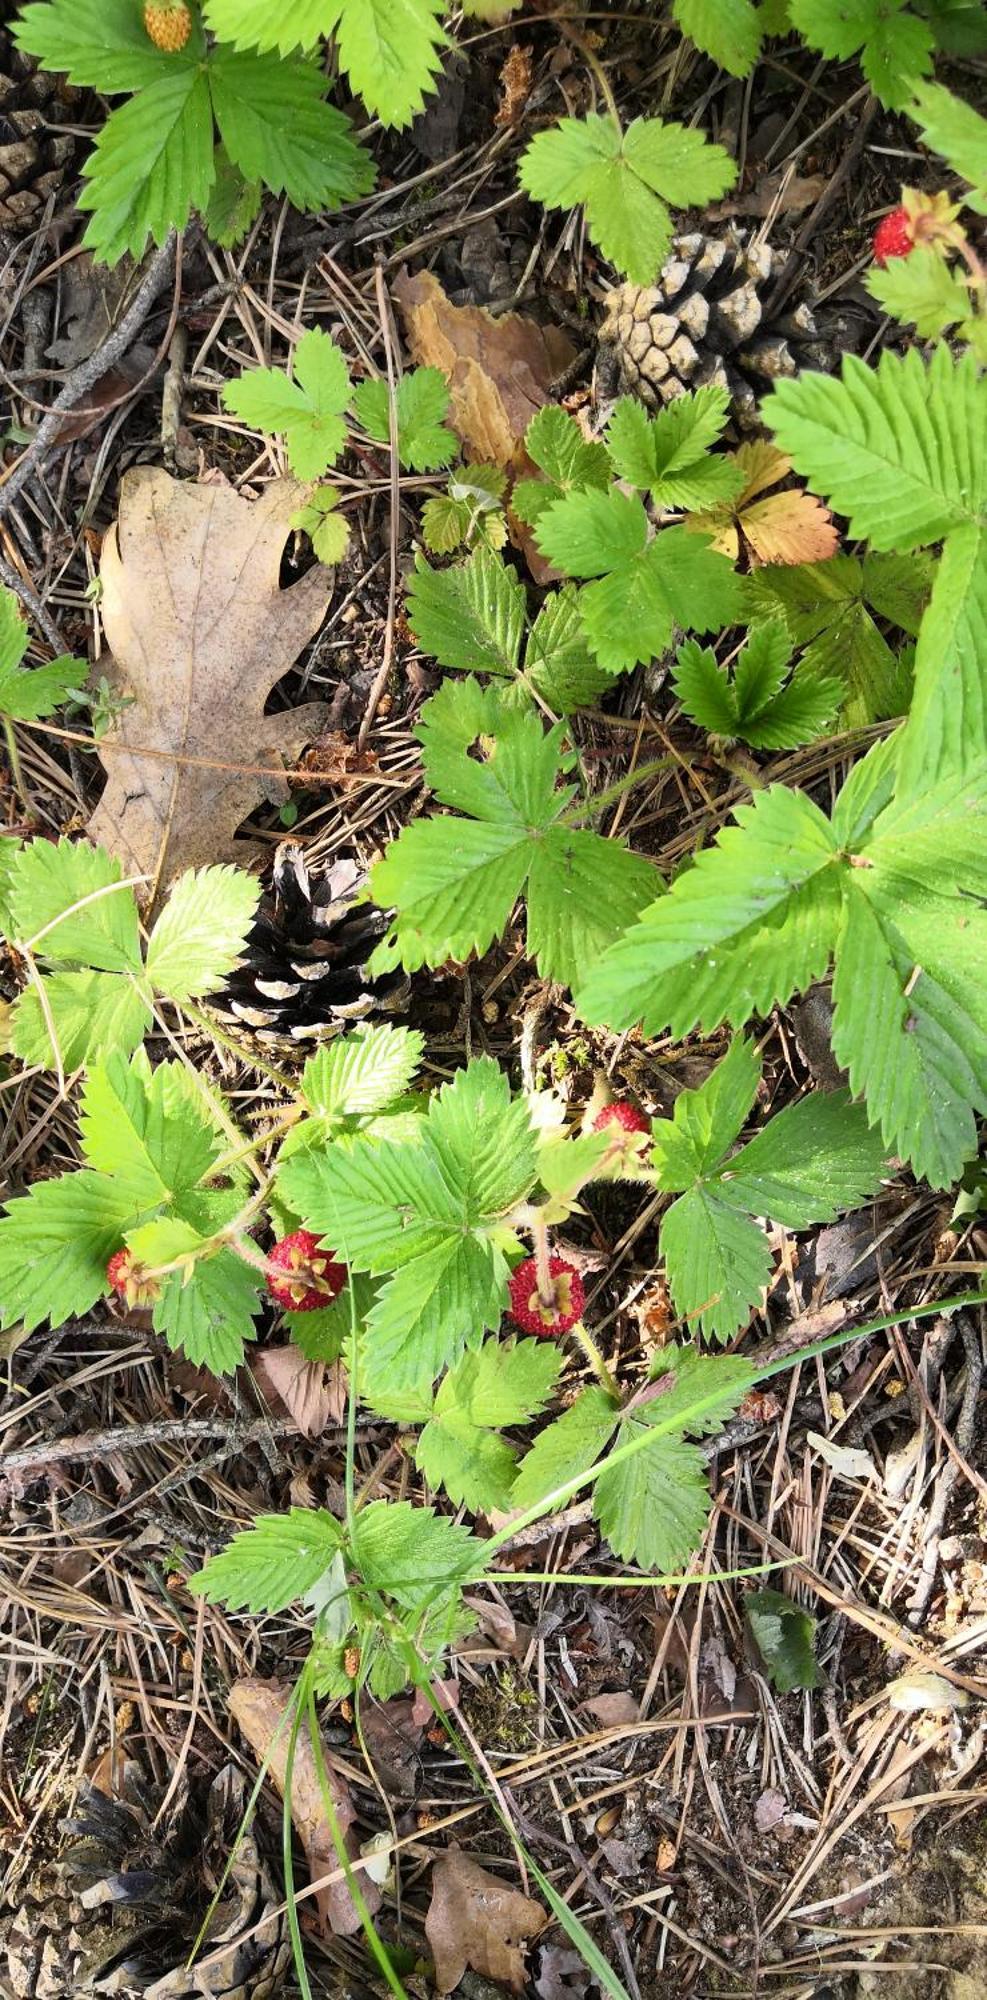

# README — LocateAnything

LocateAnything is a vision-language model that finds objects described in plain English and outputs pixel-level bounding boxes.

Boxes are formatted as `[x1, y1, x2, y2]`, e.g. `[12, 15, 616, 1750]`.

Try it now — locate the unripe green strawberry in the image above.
[143, 2, 193, 53]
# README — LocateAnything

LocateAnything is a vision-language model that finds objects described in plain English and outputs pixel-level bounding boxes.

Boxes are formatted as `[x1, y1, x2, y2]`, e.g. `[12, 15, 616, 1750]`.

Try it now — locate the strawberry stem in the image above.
[569, 1319, 620, 1401]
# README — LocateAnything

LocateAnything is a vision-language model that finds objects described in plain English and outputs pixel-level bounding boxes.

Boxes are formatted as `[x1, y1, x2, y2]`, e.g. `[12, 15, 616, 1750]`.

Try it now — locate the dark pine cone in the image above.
[211, 843, 409, 1048]
[598, 223, 856, 431]
[0, 26, 83, 240]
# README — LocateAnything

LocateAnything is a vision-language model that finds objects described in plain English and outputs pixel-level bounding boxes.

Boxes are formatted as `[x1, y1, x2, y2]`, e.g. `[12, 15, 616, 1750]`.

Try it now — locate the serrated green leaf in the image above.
[607, 387, 741, 511]
[866, 245, 976, 340]
[210, 45, 374, 208]
[651, 1034, 762, 1187]
[746, 1587, 819, 1690]
[0, 591, 82, 721]
[353, 367, 456, 471]
[747, 552, 933, 726]
[673, 0, 763, 75]
[789, 0, 933, 107]
[519, 114, 735, 286]
[78, 69, 215, 265]
[7, 838, 142, 971]
[523, 587, 617, 712]
[511, 1387, 620, 1511]
[765, 345, 986, 553]
[10, 970, 152, 1071]
[0, 1172, 138, 1332]
[288, 1273, 374, 1363]
[330, 0, 448, 129]
[907, 79, 987, 212]
[78, 1051, 220, 1213]
[202, 144, 263, 249]
[300, 1023, 424, 1126]
[438, 1335, 562, 1428]
[350, 1499, 481, 1605]
[672, 640, 739, 738]
[146, 865, 260, 1001]
[674, 621, 837, 751]
[291, 485, 350, 564]
[513, 406, 611, 525]
[661, 1185, 773, 1341]
[406, 547, 525, 676]
[14, 0, 200, 92]
[595, 1429, 713, 1571]
[897, 521, 987, 793]
[203, 0, 329, 54]
[368, 680, 655, 984]
[417, 1414, 519, 1514]
[577, 784, 841, 1037]
[223, 329, 353, 479]
[717, 1087, 888, 1226]
[190, 1508, 344, 1614]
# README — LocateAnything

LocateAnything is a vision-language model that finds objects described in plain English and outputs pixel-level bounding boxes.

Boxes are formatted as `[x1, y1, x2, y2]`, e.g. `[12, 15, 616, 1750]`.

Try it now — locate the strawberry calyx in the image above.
[508, 1254, 585, 1337]
[266, 1229, 347, 1313]
[106, 1247, 162, 1309]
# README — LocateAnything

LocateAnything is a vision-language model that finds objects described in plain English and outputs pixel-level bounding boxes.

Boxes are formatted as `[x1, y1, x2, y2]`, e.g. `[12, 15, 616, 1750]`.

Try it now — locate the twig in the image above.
[357, 261, 401, 751]
[0, 549, 66, 652]
[0, 1411, 387, 1476]
[0, 234, 178, 529]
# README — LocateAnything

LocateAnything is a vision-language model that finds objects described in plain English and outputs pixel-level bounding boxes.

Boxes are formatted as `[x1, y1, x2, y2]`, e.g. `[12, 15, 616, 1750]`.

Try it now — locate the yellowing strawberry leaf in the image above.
[673, 619, 841, 750]
[352, 366, 457, 471]
[519, 114, 736, 286]
[685, 441, 839, 568]
[279, 1056, 538, 1391]
[222, 330, 353, 479]
[366, 678, 656, 981]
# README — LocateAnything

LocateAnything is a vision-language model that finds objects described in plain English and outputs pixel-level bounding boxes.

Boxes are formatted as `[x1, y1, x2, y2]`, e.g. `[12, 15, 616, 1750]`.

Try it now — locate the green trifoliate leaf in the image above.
[290, 484, 351, 564]
[673, 0, 763, 75]
[352, 367, 456, 471]
[78, 69, 215, 265]
[0, 588, 82, 721]
[866, 245, 979, 344]
[577, 784, 842, 1038]
[0, 1172, 139, 1332]
[415, 1334, 562, 1513]
[190, 1508, 345, 1615]
[534, 488, 746, 673]
[421, 465, 507, 555]
[513, 406, 611, 527]
[368, 678, 656, 985]
[746, 552, 932, 726]
[209, 46, 374, 209]
[145, 865, 260, 1002]
[11, 971, 152, 1071]
[606, 388, 743, 511]
[746, 1587, 819, 1690]
[14, 0, 202, 92]
[673, 622, 841, 750]
[789, 0, 933, 107]
[222, 330, 353, 480]
[907, 79, 987, 212]
[519, 114, 736, 285]
[126, 1215, 263, 1374]
[512, 1387, 621, 1512]
[279, 1056, 538, 1389]
[209, 0, 448, 128]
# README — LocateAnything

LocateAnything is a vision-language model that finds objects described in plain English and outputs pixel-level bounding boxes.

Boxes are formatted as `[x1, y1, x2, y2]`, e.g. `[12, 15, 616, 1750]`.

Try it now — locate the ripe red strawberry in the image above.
[143, 2, 192, 52]
[872, 207, 915, 266]
[592, 1101, 650, 1138]
[267, 1230, 346, 1313]
[508, 1255, 584, 1337]
[106, 1248, 161, 1308]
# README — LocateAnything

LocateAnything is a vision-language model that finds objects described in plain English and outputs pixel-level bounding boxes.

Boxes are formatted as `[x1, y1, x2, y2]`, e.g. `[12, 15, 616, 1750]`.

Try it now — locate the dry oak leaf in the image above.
[229, 1676, 381, 1937]
[250, 1345, 347, 1439]
[391, 267, 576, 470]
[685, 440, 838, 568]
[88, 470, 330, 901]
[425, 1846, 547, 1994]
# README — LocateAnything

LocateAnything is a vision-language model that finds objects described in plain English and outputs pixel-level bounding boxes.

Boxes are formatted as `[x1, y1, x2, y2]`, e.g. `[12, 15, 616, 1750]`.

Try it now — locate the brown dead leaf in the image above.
[391, 267, 576, 470]
[298, 729, 382, 790]
[582, 1691, 639, 1728]
[686, 441, 839, 568]
[425, 1847, 547, 1994]
[88, 470, 330, 900]
[495, 44, 533, 125]
[250, 1346, 347, 1440]
[229, 1676, 380, 1936]
[709, 171, 827, 221]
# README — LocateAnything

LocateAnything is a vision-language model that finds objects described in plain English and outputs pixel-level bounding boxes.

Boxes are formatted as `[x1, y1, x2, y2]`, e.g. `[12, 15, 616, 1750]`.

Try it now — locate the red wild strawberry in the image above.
[266, 1229, 346, 1313]
[872, 207, 915, 266]
[106, 1248, 161, 1308]
[143, 2, 193, 52]
[592, 1101, 650, 1138]
[508, 1255, 584, 1337]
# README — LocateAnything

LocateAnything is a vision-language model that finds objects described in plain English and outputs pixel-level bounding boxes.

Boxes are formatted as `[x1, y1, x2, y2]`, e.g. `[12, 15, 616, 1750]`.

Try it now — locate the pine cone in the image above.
[598, 225, 842, 430]
[0, 28, 82, 239]
[210, 843, 409, 1047]
[1, 1764, 289, 1998]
